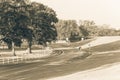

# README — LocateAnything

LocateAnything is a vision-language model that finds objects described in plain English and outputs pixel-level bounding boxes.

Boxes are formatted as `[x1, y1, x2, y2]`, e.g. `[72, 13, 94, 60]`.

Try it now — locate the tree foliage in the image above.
[55, 19, 120, 42]
[79, 20, 120, 37]
[55, 20, 80, 40]
[0, 0, 31, 49]
[0, 0, 58, 54]
[31, 2, 58, 46]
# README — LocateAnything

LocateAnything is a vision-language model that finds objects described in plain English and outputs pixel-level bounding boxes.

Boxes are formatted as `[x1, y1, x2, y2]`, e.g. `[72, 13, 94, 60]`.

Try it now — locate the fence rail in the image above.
[0, 50, 52, 65]
[0, 56, 23, 64]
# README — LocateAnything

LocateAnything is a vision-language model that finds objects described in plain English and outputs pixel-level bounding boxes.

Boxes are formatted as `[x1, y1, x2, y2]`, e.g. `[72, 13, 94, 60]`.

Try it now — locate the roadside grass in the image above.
[49, 39, 93, 48]
[84, 40, 120, 52]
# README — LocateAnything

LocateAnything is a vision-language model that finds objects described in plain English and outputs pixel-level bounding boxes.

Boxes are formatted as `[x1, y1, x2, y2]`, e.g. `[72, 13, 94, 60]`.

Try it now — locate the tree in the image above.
[55, 20, 80, 41]
[30, 2, 58, 47]
[0, 0, 58, 55]
[79, 25, 89, 38]
[79, 20, 120, 37]
[0, 0, 32, 55]
[79, 20, 99, 38]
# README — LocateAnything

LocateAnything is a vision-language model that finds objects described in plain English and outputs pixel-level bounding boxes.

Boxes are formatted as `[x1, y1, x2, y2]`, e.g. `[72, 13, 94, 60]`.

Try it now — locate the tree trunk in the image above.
[42, 42, 48, 49]
[27, 41, 32, 54]
[12, 42, 16, 56]
[8, 43, 12, 49]
[43, 42, 47, 47]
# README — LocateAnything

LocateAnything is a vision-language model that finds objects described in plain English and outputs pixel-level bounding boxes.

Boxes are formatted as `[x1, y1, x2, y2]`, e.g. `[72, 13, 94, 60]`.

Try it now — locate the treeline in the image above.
[55, 20, 120, 41]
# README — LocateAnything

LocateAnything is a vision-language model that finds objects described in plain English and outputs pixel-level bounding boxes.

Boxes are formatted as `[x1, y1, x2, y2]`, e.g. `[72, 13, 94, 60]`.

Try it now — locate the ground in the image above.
[0, 36, 120, 80]
[48, 62, 120, 80]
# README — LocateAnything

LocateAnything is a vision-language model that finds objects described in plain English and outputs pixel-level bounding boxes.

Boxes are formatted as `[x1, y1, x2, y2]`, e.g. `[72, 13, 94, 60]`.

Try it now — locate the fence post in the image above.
[7, 58, 9, 64]
[16, 56, 18, 63]
[2, 58, 4, 64]
[13, 57, 15, 63]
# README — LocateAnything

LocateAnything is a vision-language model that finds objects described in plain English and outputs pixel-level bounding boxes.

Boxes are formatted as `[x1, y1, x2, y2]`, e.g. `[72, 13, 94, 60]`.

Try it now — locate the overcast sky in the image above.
[31, 0, 120, 29]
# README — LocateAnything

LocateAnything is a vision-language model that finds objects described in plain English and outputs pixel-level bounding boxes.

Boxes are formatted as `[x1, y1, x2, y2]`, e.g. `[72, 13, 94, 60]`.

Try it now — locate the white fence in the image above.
[0, 49, 53, 65]
[0, 56, 23, 64]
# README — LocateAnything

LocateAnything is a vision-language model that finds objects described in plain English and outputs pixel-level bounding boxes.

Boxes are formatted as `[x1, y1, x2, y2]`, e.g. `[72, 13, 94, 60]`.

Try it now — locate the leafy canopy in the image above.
[0, 0, 58, 48]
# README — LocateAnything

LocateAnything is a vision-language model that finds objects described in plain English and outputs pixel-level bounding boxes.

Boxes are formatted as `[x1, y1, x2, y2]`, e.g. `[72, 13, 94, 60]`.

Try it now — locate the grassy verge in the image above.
[84, 40, 120, 52]
[49, 39, 93, 48]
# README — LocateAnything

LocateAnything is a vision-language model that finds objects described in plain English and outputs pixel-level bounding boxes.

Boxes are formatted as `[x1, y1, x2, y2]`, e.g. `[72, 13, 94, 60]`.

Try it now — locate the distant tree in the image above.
[95, 24, 117, 36]
[79, 20, 99, 37]
[55, 20, 80, 41]
[79, 25, 89, 38]
[79, 20, 119, 37]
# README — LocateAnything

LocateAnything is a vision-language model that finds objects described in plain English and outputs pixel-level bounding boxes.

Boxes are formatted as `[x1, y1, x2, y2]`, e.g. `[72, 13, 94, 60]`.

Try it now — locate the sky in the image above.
[31, 0, 120, 29]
